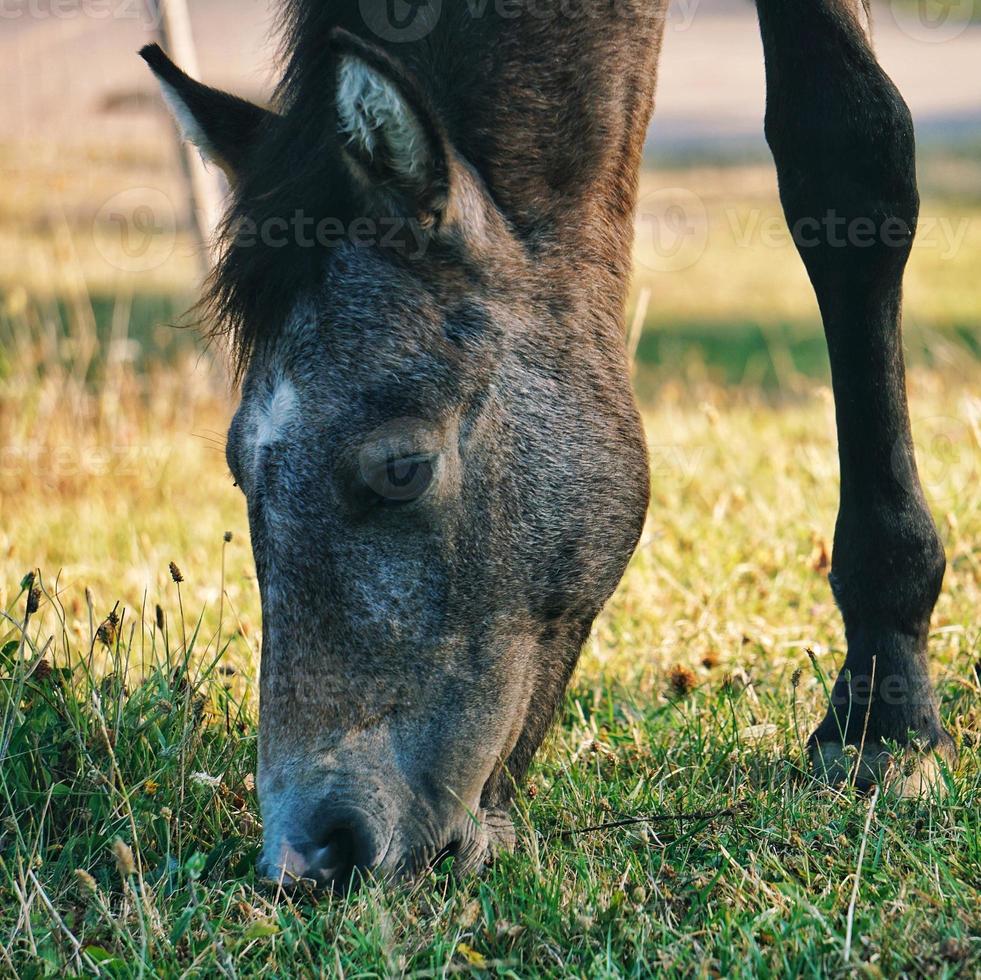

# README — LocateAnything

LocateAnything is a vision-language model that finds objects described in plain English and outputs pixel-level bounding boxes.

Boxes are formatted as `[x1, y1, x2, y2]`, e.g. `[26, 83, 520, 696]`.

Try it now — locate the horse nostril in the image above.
[309, 828, 355, 886]
[306, 820, 376, 893]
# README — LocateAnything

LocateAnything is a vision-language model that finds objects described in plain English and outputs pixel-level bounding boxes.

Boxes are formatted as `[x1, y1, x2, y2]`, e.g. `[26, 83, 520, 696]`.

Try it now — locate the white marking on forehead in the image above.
[254, 378, 298, 451]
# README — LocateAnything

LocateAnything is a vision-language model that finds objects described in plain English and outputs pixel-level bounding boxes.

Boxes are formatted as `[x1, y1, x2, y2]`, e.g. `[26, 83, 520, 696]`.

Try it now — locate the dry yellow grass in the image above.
[633, 166, 981, 330]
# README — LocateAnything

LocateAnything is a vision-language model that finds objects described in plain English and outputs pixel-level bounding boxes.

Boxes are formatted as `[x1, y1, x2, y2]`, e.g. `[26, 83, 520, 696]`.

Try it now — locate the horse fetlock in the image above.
[810, 624, 953, 797]
[829, 515, 946, 637]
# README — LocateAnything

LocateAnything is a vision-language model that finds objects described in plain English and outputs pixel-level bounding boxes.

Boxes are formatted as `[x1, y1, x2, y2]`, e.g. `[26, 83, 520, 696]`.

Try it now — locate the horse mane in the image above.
[200, 1, 489, 380]
[198, 3, 347, 382]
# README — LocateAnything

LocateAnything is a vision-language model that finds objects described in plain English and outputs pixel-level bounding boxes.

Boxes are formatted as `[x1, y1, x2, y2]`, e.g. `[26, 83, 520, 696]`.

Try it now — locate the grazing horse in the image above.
[142, 0, 954, 891]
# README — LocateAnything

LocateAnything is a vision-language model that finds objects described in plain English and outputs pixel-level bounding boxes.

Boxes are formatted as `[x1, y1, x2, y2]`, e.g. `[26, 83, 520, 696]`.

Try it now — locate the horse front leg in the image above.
[754, 0, 955, 793]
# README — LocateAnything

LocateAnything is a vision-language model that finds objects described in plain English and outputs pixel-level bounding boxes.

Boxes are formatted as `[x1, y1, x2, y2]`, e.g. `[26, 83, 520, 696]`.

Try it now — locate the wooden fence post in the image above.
[145, 0, 223, 275]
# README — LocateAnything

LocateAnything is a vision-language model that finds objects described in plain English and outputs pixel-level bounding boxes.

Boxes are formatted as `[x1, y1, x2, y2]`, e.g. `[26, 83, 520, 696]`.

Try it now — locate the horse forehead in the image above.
[267, 288, 441, 363]
[240, 289, 482, 441]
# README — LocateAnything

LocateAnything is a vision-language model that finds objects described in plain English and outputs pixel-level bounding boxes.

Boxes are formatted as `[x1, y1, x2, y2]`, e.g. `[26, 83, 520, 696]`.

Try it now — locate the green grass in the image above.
[1, 573, 979, 977]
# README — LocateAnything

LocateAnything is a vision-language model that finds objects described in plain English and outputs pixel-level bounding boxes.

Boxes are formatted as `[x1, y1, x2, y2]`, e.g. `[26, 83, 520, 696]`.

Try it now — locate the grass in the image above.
[0, 145, 979, 974]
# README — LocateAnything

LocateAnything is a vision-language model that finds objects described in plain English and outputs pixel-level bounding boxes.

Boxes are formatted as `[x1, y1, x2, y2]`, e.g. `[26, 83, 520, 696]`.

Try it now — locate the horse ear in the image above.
[139, 44, 275, 183]
[330, 29, 450, 228]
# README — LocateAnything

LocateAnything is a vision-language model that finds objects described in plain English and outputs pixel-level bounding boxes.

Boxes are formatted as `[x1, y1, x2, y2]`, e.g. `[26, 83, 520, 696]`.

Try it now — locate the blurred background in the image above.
[1, 0, 979, 625]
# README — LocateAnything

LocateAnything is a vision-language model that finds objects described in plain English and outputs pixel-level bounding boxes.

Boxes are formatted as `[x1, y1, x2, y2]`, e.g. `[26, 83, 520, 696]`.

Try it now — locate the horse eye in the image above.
[363, 454, 436, 506]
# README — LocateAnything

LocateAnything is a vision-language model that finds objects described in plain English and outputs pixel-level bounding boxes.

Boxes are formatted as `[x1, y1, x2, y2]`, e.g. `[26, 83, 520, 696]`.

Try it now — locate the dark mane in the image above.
[202, 0, 664, 379]
[199, 13, 352, 381]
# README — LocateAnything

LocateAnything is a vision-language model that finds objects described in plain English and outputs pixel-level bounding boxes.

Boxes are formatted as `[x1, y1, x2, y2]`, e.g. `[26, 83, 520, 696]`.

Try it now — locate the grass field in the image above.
[1, 146, 980, 976]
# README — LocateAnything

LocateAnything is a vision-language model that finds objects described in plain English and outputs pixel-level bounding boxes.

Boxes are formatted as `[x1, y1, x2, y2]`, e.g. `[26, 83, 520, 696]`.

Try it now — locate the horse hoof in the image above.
[810, 735, 955, 798]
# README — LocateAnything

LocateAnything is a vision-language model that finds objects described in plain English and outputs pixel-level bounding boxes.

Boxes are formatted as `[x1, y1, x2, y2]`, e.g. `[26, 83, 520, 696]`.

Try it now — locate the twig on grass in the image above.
[844, 783, 880, 963]
[555, 804, 740, 840]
